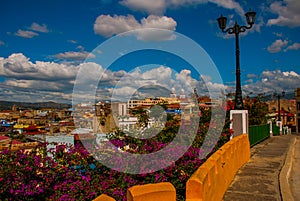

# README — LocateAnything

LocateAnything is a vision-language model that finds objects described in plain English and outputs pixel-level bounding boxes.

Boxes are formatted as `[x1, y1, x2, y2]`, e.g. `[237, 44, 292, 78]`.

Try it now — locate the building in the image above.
[267, 98, 296, 128]
[0, 135, 38, 151]
[296, 88, 300, 133]
[127, 88, 186, 109]
[111, 102, 128, 116]
[128, 97, 180, 109]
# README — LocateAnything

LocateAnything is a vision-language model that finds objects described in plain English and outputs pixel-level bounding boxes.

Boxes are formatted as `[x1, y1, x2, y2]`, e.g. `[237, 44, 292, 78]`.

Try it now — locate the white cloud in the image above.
[76, 46, 84, 51]
[7, 53, 298, 104]
[209, 0, 244, 16]
[136, 15, 177, 41]
[0, 55, 77, 102]
[68, 40, 78, 44]
[120, 0, 167, 15]
[175, 69, 198, 92]
[169, 0, 208, 7]
[141, 66, 173, 82]
[0, 53, 78, 81]
[14, 29, 38, 38]
[243, 70, 300, 95]
[267, 39, 288, 53]
[5, 79, 69, 91]
[120, 0, 244, 16]
[204, 81, 227, 94]
[245, 79, 253, 84]
[94, 14, 177, 40]
[273, 32, 283, 37]
[285, 43, 300, 51]
[198, 75, 227, 97]
[0, 83, 72, 103]
[252, 16, 264, 33]
[97, 66, 203, 101]
[14, 22, 49, 39]
[53, 51, 95, 61]
[141, 15, 177, 30]
[29, 22, 49, 33]
[94, 14, 140, 37]
[110, 66, 174, 98]
[247, 74, 257, 79]
[267, 0, 300, 27]
[282, 71, 299, 77]
[109, 86, 137, 100]
[0, 56, 207, 102]
[0, 54, 107, 102]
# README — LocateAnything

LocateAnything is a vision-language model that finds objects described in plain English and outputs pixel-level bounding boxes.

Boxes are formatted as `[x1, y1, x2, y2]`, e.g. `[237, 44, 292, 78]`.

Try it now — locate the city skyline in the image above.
[0, 0, 299, 103]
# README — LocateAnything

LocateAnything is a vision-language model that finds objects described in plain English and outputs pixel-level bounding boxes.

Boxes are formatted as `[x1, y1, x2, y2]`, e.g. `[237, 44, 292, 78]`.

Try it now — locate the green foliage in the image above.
[244, 95, 269, 125]
[130, 107, 150, 128]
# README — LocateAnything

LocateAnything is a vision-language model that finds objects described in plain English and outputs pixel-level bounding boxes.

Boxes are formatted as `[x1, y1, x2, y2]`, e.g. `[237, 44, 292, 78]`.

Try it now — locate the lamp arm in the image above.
[222, 27, 235, 34]
[239, 24, 253, 33]
[221, 25, 251, 34]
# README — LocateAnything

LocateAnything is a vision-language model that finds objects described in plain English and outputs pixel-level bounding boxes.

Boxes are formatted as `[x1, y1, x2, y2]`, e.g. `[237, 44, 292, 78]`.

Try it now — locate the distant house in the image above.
[0, 135, 10, 144]
[0, 134, 37, 151]
[267, 98, 297, 130]
[22, 125, 45, 135]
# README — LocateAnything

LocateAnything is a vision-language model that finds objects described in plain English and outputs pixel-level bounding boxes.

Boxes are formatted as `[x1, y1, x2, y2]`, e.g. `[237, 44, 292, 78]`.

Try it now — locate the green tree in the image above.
[130, 107, 149, 128]
[244, 94, 269, 125]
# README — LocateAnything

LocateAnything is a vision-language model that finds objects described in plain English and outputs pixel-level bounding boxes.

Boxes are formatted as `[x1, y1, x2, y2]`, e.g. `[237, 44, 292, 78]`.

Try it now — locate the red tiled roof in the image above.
[0, 110, 12, 113]
[0, 135, 10, 141]
[11, 140, 23, 144]
[23, 132, 45, 135]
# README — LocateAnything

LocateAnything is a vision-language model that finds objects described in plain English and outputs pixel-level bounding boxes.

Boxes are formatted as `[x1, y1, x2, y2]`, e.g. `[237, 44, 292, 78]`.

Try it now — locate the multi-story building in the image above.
[111, 102, 128, 116]
[127, 97, 180, 109]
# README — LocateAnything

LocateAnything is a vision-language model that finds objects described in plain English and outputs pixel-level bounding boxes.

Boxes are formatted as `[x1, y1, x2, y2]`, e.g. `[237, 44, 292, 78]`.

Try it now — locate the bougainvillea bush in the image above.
[0, 107, 232, 201]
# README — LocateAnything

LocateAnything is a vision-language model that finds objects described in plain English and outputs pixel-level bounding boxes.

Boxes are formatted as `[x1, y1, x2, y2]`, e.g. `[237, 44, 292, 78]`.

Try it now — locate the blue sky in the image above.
[0, 0, 299, 103]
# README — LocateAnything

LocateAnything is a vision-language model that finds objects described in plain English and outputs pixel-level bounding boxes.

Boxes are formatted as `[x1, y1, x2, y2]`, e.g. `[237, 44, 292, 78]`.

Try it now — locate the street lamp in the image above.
[217, 11, 256, 110]
[274, 91, 285, 121]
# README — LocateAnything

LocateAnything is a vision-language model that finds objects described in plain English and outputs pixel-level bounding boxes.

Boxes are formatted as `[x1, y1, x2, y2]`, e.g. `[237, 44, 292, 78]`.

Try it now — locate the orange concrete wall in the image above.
[93, 182, 175, 201]
[92, 194, 116, 201]
[127, 182, 176, 201]
[186, 134, 250, 201]
[93, 134, 250, 201]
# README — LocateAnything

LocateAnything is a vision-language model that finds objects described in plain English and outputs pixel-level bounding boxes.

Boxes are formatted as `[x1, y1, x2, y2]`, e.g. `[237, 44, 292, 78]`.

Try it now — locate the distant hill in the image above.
[261, 92, 295, 101]
[0, 101, 71, 110]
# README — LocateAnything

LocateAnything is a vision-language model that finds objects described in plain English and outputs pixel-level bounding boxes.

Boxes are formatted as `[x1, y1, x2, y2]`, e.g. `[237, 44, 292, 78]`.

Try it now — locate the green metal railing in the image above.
[272, 125, 280, 136]
[248, 124, 270, 147]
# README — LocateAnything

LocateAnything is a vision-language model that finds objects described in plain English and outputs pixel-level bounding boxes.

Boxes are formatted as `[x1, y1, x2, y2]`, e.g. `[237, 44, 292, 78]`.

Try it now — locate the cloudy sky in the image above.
[0, 0, 299, 103]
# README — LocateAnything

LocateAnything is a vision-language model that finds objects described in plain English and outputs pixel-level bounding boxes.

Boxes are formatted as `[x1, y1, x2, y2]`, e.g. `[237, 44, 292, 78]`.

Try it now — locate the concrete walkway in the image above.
[290, 135, 300, 200]
[223, 134, 296, 201]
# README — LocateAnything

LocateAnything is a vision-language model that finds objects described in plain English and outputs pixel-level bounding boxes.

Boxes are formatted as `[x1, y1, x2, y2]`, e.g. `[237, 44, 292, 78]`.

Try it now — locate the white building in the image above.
[111, 102, 128, 116]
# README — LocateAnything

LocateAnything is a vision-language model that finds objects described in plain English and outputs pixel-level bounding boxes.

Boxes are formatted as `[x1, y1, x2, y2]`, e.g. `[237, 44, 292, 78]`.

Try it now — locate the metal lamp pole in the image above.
[274, 91, 285, 121]
[217, 11, 256, 110]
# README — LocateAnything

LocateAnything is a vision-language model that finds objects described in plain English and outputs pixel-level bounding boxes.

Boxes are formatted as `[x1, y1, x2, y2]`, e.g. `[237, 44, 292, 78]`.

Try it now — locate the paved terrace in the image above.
[223, 134, 299, 201]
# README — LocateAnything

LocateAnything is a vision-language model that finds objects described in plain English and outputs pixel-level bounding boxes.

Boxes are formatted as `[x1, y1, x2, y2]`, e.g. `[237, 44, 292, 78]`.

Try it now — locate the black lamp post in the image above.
[217, 11, 256, 110]
[274, 91, 285, 121]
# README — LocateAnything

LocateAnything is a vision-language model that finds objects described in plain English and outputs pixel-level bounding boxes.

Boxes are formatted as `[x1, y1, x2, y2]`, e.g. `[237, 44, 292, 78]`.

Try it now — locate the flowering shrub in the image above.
[0, 143, 98, 201]
[0, 106, 232, 201]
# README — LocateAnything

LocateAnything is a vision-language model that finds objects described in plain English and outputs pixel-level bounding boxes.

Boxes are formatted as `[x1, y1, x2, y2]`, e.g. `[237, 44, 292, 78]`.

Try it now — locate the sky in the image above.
[0, 0, 299, 103]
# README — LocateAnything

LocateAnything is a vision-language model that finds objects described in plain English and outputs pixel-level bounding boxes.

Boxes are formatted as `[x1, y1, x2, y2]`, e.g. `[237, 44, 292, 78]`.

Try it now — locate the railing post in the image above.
[268, 120, 273, 137]
[230, 110, 248, 138]
[276, 121, 282, 135]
